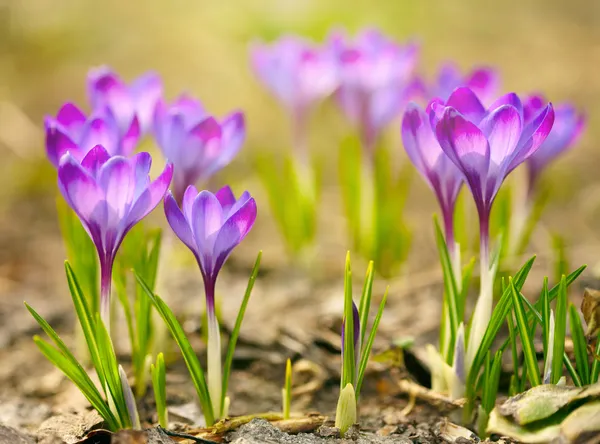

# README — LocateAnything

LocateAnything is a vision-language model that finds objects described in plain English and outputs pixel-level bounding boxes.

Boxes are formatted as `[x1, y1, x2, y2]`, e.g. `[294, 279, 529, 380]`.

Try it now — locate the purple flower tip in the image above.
[57, 147, 173, 269]
[430, 87, 555, 218]
[87, 66, 163, 134]
[164, 185, 257, 284]
[154, 96, 245, 203]
[45, 102, 140, 167]
[427, 62, 500, 105]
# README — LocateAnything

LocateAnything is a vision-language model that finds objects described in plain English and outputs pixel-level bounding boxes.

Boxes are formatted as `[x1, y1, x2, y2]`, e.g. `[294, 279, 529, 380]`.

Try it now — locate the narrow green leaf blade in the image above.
[569, 303, 590, 385]
[552, 276, 568, 384]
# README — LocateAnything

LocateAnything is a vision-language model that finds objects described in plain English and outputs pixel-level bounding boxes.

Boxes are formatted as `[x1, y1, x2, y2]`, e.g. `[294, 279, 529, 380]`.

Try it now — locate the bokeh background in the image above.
[0, 0, 599, 303]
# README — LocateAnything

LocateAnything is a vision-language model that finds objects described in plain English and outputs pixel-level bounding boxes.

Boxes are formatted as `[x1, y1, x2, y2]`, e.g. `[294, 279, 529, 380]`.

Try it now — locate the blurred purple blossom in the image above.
[401, 102, 464, 248]
[45, 103, 140, 167]
[330, 28, 420, 152]
[427, 63, 499, 105]
[250, 36, 338, 138]
[154, 96, 245, 203]
[58, 146, 173, 326]
[88, 67, 163, 134]
[523, 94, 586, 189]
[430, 87, 555, 255]
[164, 185, 256, 313]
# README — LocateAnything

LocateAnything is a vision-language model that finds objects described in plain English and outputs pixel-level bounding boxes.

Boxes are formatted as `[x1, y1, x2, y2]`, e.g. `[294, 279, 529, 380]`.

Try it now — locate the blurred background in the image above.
[0, 0, 599, 300]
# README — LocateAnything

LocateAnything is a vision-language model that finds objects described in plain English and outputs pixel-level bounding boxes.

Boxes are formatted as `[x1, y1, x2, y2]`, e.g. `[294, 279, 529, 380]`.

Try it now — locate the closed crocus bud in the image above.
[330, 28, 420, 153]
[58, 146, 173, 328]
[431, 62, 499, 106]
[164, 185, 256, 417]
[45, 103, 140, 167]
[523, 94, 586, 190]
[87, 66, 163, 134]
[153, 96, 245, 204]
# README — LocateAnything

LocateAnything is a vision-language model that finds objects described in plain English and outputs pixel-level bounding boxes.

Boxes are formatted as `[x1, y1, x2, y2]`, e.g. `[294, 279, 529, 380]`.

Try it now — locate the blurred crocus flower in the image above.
[524, 94, 586, 190]
[45, 103, 140, 167]
[58, 146, 173, 327]
[330, 28, 420, 152]
[88, 66, 163, 134]
[154, 96, 245, 204]
[401, 102, 464, 252]
[431, 87, 554, 368]
[164, 185, 256, 416]
[428, 63, 499, 105]
[250, 36, 337, 151]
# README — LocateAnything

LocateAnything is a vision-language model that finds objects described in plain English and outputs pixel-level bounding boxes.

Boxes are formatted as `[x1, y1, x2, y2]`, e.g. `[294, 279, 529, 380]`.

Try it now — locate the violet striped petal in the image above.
[446, 87, 486, 124]
[164, 190, 197, 253]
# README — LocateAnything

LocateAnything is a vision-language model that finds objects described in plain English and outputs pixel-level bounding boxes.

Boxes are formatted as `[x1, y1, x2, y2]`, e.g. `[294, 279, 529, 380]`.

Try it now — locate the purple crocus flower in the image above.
[523, 94, 586, 191]
[401, 102, 464, 251]
[153, 96, 245, 204]
[45, 103, 140, 167]
[330, 28, 420, 153]
[87, 66, 163, 134]
[430, 87, 554, 368]
[429, 63, 499, 105]
[164, 185, 257, 416]
[58, 145, 173, 328]
[250, 36, 337, 154]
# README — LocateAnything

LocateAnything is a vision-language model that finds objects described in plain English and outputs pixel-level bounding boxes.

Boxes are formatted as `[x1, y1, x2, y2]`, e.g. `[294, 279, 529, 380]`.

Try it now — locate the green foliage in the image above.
[26, 263, 137, 431]
[282, 358, 292, 420]
[137, 251, 262, 425]
[151, 353, 168, 428]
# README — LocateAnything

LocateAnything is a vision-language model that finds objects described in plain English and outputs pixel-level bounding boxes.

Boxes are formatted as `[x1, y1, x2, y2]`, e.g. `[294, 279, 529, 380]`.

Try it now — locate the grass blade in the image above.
[541, 278, 550, 358]
[221, 251, 262, 416]
[342, 252, 355, 389]
[356, 287, 388, 397]
[33, 336, 119, 430]
[510, 278, 540, 387]
[506, 312, 520, 390]
[569, 303, 590, 385]
[282, 358, 292, 420]
[358, 261, 374, 354]
[136, 273, 214, 426]
[151, 353, 168, 428]
[551, 276, 567, 384]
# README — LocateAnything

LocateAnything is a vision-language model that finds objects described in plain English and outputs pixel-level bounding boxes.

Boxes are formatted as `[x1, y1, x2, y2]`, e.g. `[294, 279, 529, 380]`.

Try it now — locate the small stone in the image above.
[317, 424, 340, 438]
[376, 425, 398, 436]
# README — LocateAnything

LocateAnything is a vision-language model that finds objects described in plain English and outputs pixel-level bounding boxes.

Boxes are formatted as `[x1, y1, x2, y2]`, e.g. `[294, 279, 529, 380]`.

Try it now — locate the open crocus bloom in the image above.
[58, 145, 173, 327]
[330, 28, 420, 152]
[45, 103, 140, 167]
[430, 87, 554, 370]
[428, 62, 499, 106]
[250, 36, 338, 122]
[87, 66, 163, 134]
[154, 96, 245, 204]
[164, 185, 256, 418]
[401, 102, 464, 250]
[524, 94, 586, 189]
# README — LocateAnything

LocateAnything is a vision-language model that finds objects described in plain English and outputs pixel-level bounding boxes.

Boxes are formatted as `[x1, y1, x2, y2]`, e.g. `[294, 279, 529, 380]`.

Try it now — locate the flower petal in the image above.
[489, 93, 523, 121]
[445, 87, 486, 123]
[479, 105, 522, 167]
[126, 162, 173, 231]
[45, 120, 79, 166]
[81, 145, 111, 176]
[164, 190, 197, 254]
[56, 103, 87, 129]
[215, 185, 236, 209]
[191, 191, 225, 274]
[212, 197, 257, 276]
[402, 102, 439, 176]
[510, 103, 555, 172]
[182, 185, 199, 223]
[130, 72, 163, 131]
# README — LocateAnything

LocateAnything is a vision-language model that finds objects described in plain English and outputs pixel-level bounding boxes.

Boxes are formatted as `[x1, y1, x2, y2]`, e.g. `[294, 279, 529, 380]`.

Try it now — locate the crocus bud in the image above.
[335, 383, 357, 435]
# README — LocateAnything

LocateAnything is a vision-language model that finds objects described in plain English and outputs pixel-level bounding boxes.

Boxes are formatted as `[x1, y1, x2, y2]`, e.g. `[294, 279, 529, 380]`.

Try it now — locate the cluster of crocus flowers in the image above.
[423, 62, 499, 105]
[164, 185, 257, 418]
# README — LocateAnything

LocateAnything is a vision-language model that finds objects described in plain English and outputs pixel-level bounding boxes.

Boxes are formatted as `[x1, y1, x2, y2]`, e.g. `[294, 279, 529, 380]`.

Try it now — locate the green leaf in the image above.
[569, 303, 590, 385]
[282, 358, 292, 420]
[552, 276, 567, 384]
[64, 262, 106, 390]
[433, 216, 459, 359]
[357, 261, 374, 353]
[592, 334, 600, 384]
[136, 273, 214, 426]
[506, 311, 520, 391]
[151, 353, 168, 428]
[356, 287, 388, 397]
[221, 251, 261, 416]
[33, 336, 120, 430]
[95, 316, 131, 428]
[510, 278, 541, 387]
[342, 252, 355, 390]
[541, 278, 550, 359]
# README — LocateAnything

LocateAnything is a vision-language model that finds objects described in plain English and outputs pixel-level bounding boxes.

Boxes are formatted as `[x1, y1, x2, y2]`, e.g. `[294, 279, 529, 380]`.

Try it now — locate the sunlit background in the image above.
[0, 0, 598, 296]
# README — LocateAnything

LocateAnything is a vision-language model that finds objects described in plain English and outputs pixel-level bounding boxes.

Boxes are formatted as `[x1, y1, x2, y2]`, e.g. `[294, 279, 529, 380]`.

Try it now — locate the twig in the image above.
[158, 427, 219, 443]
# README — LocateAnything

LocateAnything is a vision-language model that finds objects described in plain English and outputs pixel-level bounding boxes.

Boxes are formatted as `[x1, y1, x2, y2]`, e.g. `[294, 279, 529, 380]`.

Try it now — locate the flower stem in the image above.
[204, 278, 222, 419]
[100, 257, 113, 331]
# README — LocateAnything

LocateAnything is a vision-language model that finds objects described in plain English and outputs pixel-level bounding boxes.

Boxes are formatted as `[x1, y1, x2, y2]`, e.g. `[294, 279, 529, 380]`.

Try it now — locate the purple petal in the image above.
[182, 185, 199, 223]
[120, 115, 141, 156]
[488, 93, 523, 121]
[79, 116, 118, 155]
[45, 121, 79, 166]
[97, 157, 136, 234]
[164, 190, 197, 254]
[56, 103, 87, 129]
[81, 145, 111, 176]
[126, 162, 173, 231]
[212, 197, 257, 276]
[402, 102, 438, 176]
[191, 191, 225, 274]
[445, 87, 486, 123]
[192, 117, 222, 144]
[215, 185, 236, 209]
[130, 72, 163, 131]
[510, 103, 555, 172]
[465, 68, 499, 104]
[479, 105, 523, 166]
